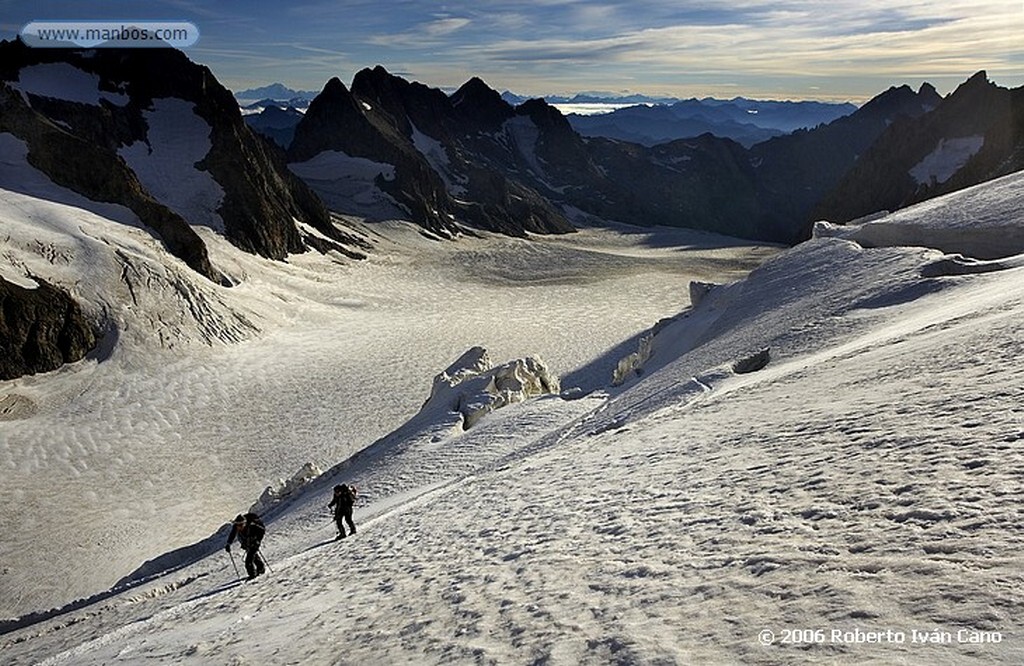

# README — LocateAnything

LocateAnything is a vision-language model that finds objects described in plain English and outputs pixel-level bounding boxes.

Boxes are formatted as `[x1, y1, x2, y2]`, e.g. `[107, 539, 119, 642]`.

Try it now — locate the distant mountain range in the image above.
[564, 98, 858, 147]
[234, 82, 319, 103]
[238, 84, 690, 108]
[269, 67, 1021, 245]
[500, 91, 681, 106]
[242, 104, 304, 148]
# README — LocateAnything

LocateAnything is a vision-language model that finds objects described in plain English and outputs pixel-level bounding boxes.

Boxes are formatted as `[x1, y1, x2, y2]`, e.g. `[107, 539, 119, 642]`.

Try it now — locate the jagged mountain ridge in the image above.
[288, 70, 574, 238]
[285, 67, 970, 244]
[749, 82, 944, 241]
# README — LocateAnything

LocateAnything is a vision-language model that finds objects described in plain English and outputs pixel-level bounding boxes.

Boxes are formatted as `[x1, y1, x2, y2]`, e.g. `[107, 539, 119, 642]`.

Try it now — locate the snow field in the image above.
[0, 144, 775, 620]
[2, 147, 1023, 663]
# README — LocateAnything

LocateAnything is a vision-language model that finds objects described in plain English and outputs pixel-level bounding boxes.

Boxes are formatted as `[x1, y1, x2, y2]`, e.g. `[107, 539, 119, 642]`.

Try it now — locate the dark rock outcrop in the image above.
[0, 277, 98, 380]
[732, 348, 771, 374]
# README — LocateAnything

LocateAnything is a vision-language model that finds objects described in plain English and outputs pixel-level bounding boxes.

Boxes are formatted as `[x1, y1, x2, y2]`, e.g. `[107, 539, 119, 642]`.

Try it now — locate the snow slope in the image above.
[0, 134, 774, 622]
[2, 167, 1022, 664]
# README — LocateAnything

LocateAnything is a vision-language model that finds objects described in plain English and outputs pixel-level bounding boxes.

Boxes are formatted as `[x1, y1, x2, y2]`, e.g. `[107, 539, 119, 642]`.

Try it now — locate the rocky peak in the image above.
[350, 65, 406, 115]
[450, 77, 513, 130]
[941, 71, 1002, 116]
[955, 70, 991, 93]
[318, 76, 356, 105]
[513, 98, 586, 169]
[858, 84, 923, 118]
[351, 66, 453, 140]
[287, 77, 373, 162]
[305, 77, 363, 122]
[350, 65, 396, 96]
[515, 98, 571, 133]
[1, 40, 360, 268]
[918, 82, 939, 99]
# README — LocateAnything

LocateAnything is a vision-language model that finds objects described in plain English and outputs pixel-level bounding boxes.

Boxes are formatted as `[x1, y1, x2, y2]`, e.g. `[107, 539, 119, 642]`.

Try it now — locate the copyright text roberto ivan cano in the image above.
[758, 627, 1004, 647]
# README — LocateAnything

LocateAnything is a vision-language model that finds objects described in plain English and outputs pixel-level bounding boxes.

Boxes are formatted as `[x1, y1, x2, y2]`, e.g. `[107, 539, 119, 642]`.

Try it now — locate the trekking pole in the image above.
[258, 547, 273, 574]
[227, 549, 241, 580]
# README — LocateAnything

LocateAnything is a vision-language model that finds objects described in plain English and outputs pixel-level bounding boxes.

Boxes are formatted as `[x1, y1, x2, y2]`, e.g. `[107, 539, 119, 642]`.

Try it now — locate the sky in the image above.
[2, 2, 1024, 100]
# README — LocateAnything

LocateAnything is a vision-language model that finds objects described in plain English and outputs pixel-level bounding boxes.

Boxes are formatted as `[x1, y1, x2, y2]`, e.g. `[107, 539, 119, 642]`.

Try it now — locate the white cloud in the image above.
[422, 17, 471, 37]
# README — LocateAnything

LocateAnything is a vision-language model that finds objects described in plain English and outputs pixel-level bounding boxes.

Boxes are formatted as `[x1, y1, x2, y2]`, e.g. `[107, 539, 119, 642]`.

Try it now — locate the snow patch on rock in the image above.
[118, 98, 225, 231]
[288, 150, 402, 219]
[502, 117, 544, 177]
[421, 346, 561, 429]
[410, 124, 467, 196]
[909, 135, 984, 185]
[11, 62, 128, 107]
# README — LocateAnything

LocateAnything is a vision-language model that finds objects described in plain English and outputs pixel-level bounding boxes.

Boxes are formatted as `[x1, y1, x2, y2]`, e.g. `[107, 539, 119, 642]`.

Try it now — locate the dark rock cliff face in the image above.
[0, 39, 359, 265]
[0, 277, 98, 380]
[814, 72, 1024, 223]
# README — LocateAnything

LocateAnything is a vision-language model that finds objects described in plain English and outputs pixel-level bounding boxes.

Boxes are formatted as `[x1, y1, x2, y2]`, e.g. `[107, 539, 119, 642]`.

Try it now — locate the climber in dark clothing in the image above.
[225, 512, 266, 579]
[328, 484, 357, 540]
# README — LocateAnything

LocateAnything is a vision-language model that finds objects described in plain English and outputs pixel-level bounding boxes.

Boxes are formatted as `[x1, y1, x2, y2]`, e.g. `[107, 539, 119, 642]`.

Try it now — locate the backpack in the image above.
[244, 513, 266, 543]
[334, 484, 356, 508]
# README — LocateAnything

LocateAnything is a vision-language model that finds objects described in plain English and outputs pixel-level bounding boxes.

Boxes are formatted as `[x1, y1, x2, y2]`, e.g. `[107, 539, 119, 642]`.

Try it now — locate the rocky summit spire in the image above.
[450, 77, 513, 130]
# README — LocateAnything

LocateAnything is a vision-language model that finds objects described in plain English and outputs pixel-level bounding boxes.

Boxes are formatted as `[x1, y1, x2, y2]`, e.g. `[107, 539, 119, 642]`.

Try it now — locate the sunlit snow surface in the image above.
[2, 153, 1023, 663]
[0, 132, 771, 616]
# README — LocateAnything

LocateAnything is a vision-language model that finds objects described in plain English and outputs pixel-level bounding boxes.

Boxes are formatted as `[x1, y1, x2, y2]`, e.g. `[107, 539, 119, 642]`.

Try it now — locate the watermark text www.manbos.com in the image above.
[21, 21, 199, 48]
[758, 627, 1004, 647]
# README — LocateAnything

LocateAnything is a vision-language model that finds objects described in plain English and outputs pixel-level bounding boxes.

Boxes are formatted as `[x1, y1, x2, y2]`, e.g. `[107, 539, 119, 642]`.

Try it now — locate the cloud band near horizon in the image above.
[4, 0, 1022, 101]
